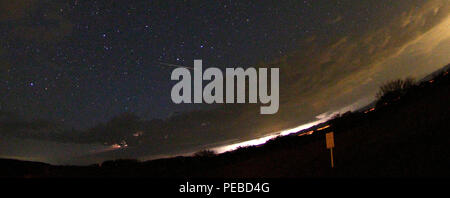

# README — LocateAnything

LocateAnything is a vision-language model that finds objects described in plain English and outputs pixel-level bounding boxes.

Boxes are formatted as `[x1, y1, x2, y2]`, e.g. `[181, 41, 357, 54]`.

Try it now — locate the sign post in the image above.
[326, 132, 335, 168]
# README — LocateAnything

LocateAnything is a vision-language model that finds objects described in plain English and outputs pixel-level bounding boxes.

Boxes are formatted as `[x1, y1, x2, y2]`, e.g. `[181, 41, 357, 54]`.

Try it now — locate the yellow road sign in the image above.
[326, 132, 335, 149]
[326, 132, 335, 168]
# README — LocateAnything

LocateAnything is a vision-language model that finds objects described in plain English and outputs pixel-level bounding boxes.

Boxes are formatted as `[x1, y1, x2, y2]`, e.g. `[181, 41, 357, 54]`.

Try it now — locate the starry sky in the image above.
[0, 0, 332, 128]
[0, 0, 449, 164]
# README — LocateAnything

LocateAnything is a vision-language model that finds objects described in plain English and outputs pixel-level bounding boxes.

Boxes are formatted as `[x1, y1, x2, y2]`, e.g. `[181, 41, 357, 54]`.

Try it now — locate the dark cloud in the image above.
[173, 0, 450, 145]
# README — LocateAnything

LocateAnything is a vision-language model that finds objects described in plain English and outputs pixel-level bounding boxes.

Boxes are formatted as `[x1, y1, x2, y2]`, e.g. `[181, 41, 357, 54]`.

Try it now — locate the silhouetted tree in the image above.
[376, 78, 415, 106]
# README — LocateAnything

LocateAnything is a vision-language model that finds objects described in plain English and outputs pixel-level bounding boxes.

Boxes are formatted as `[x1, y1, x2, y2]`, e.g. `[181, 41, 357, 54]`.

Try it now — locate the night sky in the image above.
[0, 0, 335, 128]
[0, 0, 449, 164]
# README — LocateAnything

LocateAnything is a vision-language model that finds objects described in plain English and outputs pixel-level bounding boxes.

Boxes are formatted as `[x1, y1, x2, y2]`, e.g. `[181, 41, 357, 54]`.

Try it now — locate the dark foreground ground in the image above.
[1, 66, 450, 178]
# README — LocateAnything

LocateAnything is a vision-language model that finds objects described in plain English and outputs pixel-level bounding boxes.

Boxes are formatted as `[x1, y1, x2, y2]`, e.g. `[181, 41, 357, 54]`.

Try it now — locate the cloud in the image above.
[151, 0, 450, 147]
[220, 0, 450, 138]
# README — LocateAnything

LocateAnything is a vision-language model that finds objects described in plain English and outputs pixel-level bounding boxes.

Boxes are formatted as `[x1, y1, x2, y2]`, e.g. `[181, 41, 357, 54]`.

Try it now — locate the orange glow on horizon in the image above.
[317, 125, 331, 131]
[298, 130, 315, 136]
